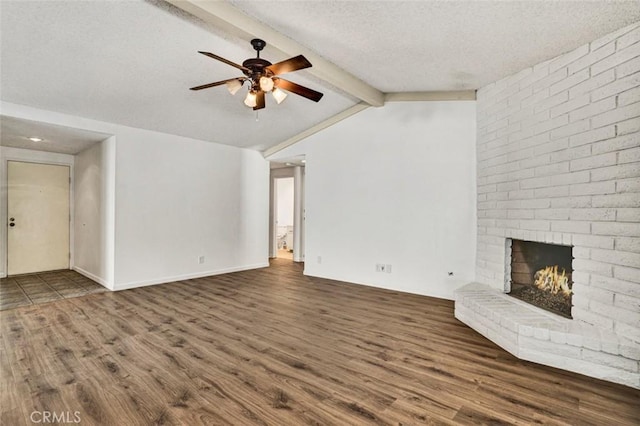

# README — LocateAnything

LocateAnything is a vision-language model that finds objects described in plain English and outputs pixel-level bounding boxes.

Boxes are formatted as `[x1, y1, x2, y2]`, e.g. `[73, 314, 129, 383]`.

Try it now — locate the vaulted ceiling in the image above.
[2, 1, 639, 153]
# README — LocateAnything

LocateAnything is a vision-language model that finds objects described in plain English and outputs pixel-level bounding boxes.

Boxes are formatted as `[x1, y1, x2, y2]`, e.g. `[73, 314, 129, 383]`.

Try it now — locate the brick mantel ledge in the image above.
[455, 283, 640, 389]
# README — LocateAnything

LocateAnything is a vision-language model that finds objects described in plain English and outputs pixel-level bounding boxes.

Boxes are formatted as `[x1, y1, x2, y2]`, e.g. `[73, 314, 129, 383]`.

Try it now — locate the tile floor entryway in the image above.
[0, 270, 106, 311]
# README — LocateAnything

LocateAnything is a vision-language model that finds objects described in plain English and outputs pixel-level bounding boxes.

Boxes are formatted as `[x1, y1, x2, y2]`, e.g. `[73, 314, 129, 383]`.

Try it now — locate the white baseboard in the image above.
[114, 262, 270, 291]
[0, 272, 6, 278]
[302, 268, 456, 301]
[72, 266, 112, 290]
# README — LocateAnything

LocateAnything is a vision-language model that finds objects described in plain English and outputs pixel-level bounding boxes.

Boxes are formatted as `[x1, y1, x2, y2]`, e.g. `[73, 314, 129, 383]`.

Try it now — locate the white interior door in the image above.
[7, 161, 70, 275]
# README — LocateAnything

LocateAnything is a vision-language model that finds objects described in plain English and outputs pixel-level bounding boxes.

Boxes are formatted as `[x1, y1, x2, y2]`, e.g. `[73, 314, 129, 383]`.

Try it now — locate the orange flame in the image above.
[534, 265, 572, 297]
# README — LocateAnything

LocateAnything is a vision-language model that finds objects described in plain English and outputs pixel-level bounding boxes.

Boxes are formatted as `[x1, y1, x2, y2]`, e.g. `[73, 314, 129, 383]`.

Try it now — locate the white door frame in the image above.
[269, 166, 305, 261]
[293, 166, 304, 262]
[1, 149, 75, 277]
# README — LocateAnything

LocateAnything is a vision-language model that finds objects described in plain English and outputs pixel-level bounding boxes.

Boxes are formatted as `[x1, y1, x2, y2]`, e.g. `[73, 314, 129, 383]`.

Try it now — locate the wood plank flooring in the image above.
[0, 270, 106, 311]
[1, 259, 638, 425]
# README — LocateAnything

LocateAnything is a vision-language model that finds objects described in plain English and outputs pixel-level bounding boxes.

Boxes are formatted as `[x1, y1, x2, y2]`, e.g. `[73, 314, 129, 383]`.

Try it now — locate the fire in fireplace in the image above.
[534, 265, 571, 296]
[509, 240, 573, 318]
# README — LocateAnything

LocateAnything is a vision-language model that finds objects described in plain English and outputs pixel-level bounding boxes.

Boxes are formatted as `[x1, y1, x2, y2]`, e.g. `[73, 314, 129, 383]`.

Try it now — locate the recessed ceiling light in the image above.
[301, 159, 306, 163]
[28, 137, 43, 142]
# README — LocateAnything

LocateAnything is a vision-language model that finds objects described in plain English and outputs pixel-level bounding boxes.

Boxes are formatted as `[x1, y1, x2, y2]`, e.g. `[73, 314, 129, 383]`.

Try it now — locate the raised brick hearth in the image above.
[456, 283, 639, 388]
[456, 23, 640, 389]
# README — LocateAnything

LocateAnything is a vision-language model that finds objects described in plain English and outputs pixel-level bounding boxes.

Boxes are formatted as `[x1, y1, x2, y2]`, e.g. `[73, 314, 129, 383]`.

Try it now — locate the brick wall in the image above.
[476, 23, 640, 343]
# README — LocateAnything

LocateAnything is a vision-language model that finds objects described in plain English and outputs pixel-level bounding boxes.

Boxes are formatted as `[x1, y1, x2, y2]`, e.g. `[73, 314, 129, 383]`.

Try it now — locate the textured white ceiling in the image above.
[231, 1, 640, 92]
[1, 1, 639, 152]
[0, 0, 357, 152]
[1, 116, 110, 155]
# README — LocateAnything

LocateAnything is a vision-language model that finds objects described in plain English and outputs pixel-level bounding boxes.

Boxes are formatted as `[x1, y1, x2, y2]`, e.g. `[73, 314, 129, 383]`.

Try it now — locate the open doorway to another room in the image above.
[269, 158, 305, 262]
[275, 177, 294, 260]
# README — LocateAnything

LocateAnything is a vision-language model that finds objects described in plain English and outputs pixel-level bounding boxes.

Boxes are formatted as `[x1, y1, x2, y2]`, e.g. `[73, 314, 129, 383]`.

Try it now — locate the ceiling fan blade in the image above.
[198, 51, 250, 72]
[266, 55, 312, 76]
[189, 78, 244, 91]
[254, 91, 266, 110]
[273, 78, 324, 102]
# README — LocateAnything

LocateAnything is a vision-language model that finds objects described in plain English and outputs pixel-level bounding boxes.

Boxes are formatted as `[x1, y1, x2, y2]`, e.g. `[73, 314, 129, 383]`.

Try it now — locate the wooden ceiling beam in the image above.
[165, 0, 385, 107]
[385, 91, 477, 102]
[263, 103, 370, 158]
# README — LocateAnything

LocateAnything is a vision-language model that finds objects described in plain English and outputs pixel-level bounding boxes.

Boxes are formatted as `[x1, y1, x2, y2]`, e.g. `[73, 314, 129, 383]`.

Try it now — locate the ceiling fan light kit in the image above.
[225, 79, 243, 95]
[272, 88, 288, 104]
[244, 91, 257, 108]
[259, 76, 274, 92]
[190, 39, 324, 111]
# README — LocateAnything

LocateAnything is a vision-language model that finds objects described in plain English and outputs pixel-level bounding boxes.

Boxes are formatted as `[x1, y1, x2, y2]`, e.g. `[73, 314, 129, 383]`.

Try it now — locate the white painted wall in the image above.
[276, 177, 294, 226]
[270, 101, 477, 299]
[238, 149, 271, 267]
[74, 139, 115, 288]
[113, 131, 269, 289]
[0, 146, 75, 278]
[2, 102, 270, 290]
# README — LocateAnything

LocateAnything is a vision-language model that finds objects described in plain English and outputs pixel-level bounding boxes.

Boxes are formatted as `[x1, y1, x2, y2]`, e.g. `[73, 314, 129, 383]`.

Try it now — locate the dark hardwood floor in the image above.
[1, 259, 638, 425]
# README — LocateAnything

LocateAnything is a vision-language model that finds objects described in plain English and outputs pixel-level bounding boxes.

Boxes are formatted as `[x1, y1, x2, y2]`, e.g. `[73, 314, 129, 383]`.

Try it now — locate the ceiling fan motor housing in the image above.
[242, 58, 273, 79]
[244, 39, 272, 80]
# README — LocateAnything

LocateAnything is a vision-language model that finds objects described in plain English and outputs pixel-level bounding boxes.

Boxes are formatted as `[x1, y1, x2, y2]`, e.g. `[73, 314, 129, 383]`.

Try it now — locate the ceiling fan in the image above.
[190, 38, 324, 110]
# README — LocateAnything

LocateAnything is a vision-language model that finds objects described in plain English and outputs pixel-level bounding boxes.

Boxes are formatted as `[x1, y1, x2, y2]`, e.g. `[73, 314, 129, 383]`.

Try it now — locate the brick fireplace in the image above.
[456, 22, 640, 389]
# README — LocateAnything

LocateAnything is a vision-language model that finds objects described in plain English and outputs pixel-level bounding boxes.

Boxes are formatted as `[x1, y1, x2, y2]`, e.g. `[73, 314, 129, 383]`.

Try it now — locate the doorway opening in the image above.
[275, 177, 294, 260]
[269, 159, 305, 262]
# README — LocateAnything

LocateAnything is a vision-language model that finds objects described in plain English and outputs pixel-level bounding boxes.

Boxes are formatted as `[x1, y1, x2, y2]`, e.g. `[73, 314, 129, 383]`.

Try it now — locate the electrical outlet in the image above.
[198, 256, 205, 264]
[386, 264, 392, 273]
[376, 264, 386, 272]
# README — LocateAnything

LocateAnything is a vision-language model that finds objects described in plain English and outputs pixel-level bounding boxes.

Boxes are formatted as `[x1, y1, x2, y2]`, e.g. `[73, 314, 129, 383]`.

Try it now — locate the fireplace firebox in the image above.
[509, 240, 573, 318]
